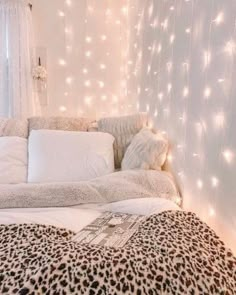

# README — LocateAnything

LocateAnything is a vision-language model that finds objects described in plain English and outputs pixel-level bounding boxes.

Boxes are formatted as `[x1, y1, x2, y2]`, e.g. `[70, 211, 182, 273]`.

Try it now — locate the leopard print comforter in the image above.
[0, 211, 235, 294]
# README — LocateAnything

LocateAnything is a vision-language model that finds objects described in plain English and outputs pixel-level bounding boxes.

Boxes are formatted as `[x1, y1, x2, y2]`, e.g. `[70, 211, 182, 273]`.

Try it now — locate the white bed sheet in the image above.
[0, 198, 180, 232]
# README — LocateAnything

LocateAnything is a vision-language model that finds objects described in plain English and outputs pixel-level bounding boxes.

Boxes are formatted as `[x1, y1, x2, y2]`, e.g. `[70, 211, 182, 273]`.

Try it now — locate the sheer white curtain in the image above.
[0, 0, 40, 118]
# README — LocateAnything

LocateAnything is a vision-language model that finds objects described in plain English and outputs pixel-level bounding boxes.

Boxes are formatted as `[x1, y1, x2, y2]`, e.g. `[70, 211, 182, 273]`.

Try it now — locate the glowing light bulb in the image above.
[185, 28, 191, 34]
[211, 177, 219, 188]
[214, 12, 224, 25]
[98, 81, 105, 88]
[209, 207, 216, 217]
[84, 80, 91, 87]
[85, 36, 92, 43]
[65, 28, 72, 34]
[204, 50, 211, 68]
[167, 83, 172, 93]
[157, 44, 162, 53]
[218, 78, 225, 83]
[87, 6, 94, 13]
[84, 96, 92, 106]
[170, 34, 175, 44]
[204, 87, 211, 98]
[66, 77, 72, 84]
[158, 92, 163, 101]
[82, 68, 88, 74]
[167, 153, 173, 163]
[121, 6, 128, 16]
[65, 0, 72, 6]
[170, 6, 175, 11]
[85, 51, 92, 58]
[148, 3, 153, 17]
[101, 35, 107, 41]
[146, 104, 150, 112]
[101, 95, 107, 101]
[154, 110, 158, 117]
[58, 59, 66, 66]
[183, 87, 189, 97]
[59, 106, 67, 112]
[58, 11, 65, 17]
[222, 149, 234, 164]
[161, 19, 168, 30]
[100, 64, 106, 70]
[197, 179, 203, 189]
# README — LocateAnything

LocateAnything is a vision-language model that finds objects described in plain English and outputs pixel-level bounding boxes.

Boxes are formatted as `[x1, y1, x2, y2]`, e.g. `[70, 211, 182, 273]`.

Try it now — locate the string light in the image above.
[98, 81, 105, 88]
[101, 35, 107, 41]
[85, 51, 92, 58]
[213, 12, 224, 25]
[203, 50, 211, 68]
[222, 149, 234, 164]
[58, 11, 65, 17]
[170, 34, 175, 44]
[65, 0, 72, 7]
[82, 68, 88, 74]
[100, 64, 106, 70]
[183, 87, 189, 97]
[85, 36, 92, 43]
[209, 207, 216, 217]
[52, 2, 236, 251]
[59, 106, 67, 112]
[66, 77, 73, 84]
[211, 177, 219, 188]
[58, 59, 66, 66]
[197, 179, 203, 189]
[84, 80, 91, 87]
[204, 87, 211, 98]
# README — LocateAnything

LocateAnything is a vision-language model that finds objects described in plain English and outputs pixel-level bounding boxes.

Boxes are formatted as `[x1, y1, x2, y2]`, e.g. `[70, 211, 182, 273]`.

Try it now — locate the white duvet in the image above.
[0, 198, 180, 232]
[0, 169, 180, 232]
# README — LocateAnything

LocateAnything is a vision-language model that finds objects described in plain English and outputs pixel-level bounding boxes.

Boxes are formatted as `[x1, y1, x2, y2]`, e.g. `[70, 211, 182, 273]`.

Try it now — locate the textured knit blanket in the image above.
[0, 211, 235, 294]
[0, 170, 178, 208]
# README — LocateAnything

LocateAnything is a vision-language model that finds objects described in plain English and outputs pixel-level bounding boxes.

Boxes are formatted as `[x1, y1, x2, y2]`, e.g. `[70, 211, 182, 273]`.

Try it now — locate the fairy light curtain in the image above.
[33, 0, 235, 252]
[131, 0, 236, 252]
[34, 0, 135, 117]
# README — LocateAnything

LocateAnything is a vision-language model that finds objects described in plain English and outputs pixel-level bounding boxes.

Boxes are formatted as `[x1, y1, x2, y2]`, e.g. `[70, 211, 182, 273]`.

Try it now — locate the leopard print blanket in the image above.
[0, 211, 235, 294]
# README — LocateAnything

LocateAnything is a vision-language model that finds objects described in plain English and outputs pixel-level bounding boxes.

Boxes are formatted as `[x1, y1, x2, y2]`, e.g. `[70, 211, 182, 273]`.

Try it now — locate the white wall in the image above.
[133, 0, 236, 253]
[33, 0, 236, 253]
[32, 0, 136, 118]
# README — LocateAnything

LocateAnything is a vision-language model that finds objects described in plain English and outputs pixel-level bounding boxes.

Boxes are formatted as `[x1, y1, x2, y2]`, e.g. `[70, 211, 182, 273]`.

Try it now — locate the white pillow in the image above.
[28, 130, 115, 183]
[121, 128, 168, 171]
[0, 137, 28, 184]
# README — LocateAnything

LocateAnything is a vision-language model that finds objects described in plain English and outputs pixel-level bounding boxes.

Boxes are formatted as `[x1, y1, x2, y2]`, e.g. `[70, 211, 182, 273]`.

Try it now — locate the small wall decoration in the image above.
[33, 57, 48, 105]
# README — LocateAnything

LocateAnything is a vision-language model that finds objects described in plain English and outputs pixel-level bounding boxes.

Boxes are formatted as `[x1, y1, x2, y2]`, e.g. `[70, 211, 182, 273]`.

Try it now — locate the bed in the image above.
[0, 115, 235, 294]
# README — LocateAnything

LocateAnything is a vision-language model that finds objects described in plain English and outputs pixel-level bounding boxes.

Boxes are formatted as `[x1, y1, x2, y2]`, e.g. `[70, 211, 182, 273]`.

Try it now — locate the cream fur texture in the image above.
[98, 113, 148, 168]
[29, 116, 94, 133]
[0, 118, 28, 138]
[121, 128, 168, 171]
